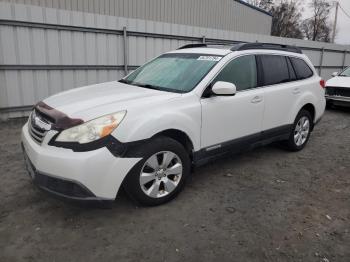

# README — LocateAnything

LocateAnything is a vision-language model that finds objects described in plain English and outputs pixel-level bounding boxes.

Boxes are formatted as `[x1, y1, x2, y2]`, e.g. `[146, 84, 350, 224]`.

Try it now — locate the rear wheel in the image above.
[123, 136, 190, 206]
[284, 109, 313, 151]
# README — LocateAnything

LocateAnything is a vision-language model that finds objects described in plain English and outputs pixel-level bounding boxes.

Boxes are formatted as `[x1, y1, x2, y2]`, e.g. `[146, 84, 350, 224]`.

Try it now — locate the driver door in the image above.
[200, 55, 264, 152]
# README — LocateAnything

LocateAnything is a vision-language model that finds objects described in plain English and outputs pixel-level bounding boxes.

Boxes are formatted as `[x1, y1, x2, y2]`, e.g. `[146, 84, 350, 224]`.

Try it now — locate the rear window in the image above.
[260, 55, 290, 86]
[290, 57, 314, 80]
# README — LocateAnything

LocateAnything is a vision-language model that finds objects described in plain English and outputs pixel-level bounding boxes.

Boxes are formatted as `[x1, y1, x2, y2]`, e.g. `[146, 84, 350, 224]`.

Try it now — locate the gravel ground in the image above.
[0, 108, 349, 262]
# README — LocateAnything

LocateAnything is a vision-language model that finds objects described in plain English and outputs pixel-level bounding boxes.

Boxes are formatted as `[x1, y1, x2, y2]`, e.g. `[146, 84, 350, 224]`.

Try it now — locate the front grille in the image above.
[28, 118, 48, 143]
[28, 109, 52, 144]
[326, 87, 350, 97]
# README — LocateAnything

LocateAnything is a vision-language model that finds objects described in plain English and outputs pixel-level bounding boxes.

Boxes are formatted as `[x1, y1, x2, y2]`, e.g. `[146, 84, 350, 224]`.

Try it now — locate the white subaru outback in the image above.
[21, 43, 326, 206]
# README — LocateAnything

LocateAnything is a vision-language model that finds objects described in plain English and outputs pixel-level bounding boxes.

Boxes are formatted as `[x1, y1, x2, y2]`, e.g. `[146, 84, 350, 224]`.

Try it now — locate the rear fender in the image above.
[289, 91, 317, 123]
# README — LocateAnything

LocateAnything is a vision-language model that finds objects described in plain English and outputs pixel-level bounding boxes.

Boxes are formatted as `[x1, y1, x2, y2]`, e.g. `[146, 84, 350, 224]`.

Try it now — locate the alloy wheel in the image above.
[139, 151, 183, 198]
[294, 116, 310, 146]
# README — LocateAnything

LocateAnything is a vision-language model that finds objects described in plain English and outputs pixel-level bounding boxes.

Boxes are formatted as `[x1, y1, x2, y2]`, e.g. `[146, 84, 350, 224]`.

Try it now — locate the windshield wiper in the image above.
[118, 79, 130, 84]
[119, 79, 161, 90]
[133, 83, 164, 91]
[120, 80, 184, 93]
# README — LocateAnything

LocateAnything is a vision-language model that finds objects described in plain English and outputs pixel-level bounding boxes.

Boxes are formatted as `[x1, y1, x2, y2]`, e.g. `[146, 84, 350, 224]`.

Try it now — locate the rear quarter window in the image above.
[259, 55, 290, 86]
[286, 57, 297, 81]
[290, 57, 314, 80]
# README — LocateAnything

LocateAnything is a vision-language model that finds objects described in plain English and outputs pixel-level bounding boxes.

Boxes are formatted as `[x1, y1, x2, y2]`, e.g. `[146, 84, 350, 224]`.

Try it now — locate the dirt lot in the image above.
[0, 108, 349, 262]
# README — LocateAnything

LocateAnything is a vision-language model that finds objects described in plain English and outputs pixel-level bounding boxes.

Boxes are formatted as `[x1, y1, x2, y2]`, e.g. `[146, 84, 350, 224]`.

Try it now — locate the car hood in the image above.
[43, 81, 181, 121]
[326, 76, 350, 88]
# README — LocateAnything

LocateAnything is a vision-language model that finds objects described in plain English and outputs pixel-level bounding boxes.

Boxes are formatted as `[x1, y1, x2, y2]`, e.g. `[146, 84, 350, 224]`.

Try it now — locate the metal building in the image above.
[0, 0, 272, 34]
[0, 1, 349, 119]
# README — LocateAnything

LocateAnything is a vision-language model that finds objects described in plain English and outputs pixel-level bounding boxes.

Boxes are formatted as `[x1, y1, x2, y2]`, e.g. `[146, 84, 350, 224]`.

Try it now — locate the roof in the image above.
[234, 0, 272, 17]
[168, 47, 232, 56]
[175, 43, 303, 54]
[169, 47, 306, 60]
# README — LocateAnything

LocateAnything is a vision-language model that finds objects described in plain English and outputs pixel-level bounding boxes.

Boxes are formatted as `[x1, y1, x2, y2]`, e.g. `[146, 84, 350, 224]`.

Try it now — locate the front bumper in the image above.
[326, 95, 350, 106]
[22, 148, 112, 206]
[21, 123, 141, 201]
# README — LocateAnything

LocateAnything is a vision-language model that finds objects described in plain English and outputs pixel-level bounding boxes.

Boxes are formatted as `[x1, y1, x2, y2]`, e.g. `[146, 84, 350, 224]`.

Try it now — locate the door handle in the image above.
[293, 88, 301, 94]
[251, 96, 263, 103]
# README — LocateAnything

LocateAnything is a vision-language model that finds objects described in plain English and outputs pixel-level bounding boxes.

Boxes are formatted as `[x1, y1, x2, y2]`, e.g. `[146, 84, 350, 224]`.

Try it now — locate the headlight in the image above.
[55, 111, 126, 144]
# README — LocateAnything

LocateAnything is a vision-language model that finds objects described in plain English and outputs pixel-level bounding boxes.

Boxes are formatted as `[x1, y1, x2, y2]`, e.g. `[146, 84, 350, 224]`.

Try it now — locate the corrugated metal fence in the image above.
[0, 2, 349, 119]
[0, 0, 272, 35]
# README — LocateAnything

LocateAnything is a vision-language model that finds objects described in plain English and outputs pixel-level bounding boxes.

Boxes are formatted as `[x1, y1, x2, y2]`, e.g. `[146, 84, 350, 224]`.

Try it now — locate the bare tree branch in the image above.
[302, 0, 333, 42]
[247, 0, 334, 42]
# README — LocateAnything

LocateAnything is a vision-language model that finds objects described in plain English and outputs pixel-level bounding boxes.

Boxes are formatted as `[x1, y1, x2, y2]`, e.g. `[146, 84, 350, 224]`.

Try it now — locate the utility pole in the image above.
[332, 1, 339, 43]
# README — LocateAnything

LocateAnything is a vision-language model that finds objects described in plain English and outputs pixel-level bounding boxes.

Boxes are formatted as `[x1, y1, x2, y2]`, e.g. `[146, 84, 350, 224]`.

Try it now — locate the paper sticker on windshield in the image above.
[197, 56, 222, 62]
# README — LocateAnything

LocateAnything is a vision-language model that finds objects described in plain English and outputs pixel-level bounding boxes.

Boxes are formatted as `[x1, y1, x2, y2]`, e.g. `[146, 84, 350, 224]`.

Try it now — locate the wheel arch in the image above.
[289, 91, 318, 126]
[300, 103, 315, 122]
[293, 102, 316, 131]
[152, 129, 195, 159]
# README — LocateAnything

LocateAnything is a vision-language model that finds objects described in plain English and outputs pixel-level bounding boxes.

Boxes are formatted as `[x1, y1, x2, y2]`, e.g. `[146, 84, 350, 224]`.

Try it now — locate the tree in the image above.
[270, 1, 304, 39]
[259, 0, 274, 11]
[247, 0, 303, 39]
[247, 0, 334, 42]
[301, 0, 333, 42]
[247, 0, 273, 11]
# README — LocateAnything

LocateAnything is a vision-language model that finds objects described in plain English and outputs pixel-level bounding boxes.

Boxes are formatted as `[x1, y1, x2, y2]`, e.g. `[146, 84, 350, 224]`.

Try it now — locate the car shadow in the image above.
[326, 105, 350, 114]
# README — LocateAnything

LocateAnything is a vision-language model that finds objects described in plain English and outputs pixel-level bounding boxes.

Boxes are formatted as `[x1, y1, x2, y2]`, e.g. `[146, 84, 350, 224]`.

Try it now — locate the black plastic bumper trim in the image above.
[193, 125, 292, 166]
[49, 134, 126, 155]
[32, 172, 95, 199]
[49, 133, 149, 158]
[35, 183, 114, 208]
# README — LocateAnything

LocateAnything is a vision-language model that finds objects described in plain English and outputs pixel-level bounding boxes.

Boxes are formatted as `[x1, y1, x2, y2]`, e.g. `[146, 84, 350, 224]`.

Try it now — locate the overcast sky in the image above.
[300, 0, 350, 45]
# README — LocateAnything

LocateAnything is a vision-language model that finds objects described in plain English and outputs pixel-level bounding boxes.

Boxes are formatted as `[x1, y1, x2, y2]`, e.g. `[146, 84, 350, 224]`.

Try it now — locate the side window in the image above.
[260, 55, 290, 86]
[290, 57, 314, 80]
[213, 55, 257, 91]
[286, 57, 297, 81]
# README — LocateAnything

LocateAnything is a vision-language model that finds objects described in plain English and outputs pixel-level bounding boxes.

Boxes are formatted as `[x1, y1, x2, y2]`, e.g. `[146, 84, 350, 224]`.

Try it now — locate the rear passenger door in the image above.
[258, 55, 298, 134]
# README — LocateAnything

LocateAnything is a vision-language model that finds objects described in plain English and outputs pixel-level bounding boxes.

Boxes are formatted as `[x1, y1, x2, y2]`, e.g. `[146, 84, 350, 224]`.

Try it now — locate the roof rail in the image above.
[177, 44, 207, 50]
[177, 42, 303, 54]
[230, 42, 302, 54]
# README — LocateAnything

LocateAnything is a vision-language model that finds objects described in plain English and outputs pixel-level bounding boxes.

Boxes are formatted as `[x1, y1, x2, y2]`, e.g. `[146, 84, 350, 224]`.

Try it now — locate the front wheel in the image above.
[123, 136, 191, 206]
[284, 110, 313, 151]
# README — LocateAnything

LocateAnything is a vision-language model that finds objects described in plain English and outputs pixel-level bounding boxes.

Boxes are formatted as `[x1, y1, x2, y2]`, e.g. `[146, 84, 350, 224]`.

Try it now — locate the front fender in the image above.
[112, 103, 201, 151]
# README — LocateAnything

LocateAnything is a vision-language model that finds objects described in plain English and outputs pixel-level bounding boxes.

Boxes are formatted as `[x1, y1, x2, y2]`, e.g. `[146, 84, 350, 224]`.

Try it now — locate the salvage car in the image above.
[325, 66, 350, 107]
[21, 43, 326, 206]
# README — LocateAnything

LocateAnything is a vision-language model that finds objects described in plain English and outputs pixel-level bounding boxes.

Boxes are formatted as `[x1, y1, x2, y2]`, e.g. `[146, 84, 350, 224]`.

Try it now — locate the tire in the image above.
[123, 136, 191, 206]
[284, 109, 313, 152]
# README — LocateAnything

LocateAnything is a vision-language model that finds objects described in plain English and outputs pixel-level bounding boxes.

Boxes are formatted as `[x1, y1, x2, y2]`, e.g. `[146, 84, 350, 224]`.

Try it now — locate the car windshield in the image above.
[339, 67, 350, 77]
[120, 53, 222, 93]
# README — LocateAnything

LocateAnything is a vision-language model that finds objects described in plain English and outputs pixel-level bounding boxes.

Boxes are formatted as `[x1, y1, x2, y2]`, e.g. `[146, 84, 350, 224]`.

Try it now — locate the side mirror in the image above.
[212, 81, 237, 96]
[332, 72, 338, 77]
